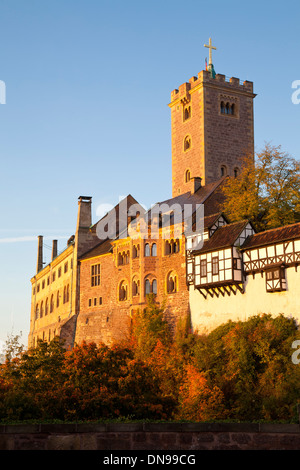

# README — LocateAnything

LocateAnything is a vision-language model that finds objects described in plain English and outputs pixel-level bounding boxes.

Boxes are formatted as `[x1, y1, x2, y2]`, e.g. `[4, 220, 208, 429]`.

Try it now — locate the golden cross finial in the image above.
[204, 37, 217, 66]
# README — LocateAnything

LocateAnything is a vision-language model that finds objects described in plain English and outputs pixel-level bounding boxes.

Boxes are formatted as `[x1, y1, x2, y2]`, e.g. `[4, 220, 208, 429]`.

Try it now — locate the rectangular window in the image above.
[94, 298, 97, 306]
[265, 267, 285, 292]
[88, 298, 92, 307]
[91, 264, 101, 287]
[52, 272, 56, 282]
[58, 267, 61, 278]
[64, 262, 68, 273]
[99, 297, 102, 305]
[200, 259, 207, 277]
[212, 257, 219, 275]
[42, 280, 45, 289]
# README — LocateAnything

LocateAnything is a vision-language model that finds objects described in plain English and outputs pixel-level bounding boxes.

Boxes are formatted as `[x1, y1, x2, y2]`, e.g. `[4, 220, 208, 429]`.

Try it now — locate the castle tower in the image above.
[169, 39, 256, 197]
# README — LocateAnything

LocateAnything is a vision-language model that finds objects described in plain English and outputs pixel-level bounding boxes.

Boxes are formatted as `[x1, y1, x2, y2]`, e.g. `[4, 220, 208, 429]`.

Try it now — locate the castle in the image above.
[29, 40, 300, 349]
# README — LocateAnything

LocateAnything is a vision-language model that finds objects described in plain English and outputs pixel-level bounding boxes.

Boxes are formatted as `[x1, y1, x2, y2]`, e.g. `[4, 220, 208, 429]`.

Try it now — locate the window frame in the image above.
[91, 263, 101, 287]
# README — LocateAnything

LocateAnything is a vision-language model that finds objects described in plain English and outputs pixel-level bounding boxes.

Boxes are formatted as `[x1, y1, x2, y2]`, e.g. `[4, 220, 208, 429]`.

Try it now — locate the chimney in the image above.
[76, 196, 94, 257]
[36, 235, 43, 273]
[191, 177, 202, 194]
[52, 239, 58, 261]
[77, 196, 92, 228]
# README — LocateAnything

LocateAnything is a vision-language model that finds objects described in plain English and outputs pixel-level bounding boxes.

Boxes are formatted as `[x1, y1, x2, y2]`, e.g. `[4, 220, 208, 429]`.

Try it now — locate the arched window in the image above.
[144, 277, 157, 296]
[40, 301, 44, 318]
[225, 103, 230, 114]
[220, 101, 225, 114]
[185, 169, 191, 183]
[132, 277, 140, 296]
[230, 103, 235, 115]
[132, 245, 140, 258]
[119, 281, 128, 301]
[35, 304, 39, 320]
[56, 291, 60, 308]
[66, 284, 70, 302]
[145, 278, 151, 295]
[167, 271, 178, 294]
[220, 165, 227, 177]
[184, 135, 191, 151]
[63, 286, 66, 304]
[144, 243, 150, 257]
[50, 294, 54, 313]
[234, 167, 239, 178]
[151, 243, 157, 257]
[45, 298, 49, 316]
[184, 105, 191, 121]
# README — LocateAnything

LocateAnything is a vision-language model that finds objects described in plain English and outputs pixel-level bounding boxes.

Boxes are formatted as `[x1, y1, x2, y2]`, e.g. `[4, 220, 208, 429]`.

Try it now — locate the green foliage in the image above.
[0, 311, 300, 423]
[221, 143, 300, 230]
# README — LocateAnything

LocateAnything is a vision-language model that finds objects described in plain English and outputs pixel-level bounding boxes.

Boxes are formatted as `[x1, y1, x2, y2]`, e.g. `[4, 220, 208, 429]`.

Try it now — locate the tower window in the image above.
[183, 105, 191, 121]
[184, 135, 191, 151]
[185, 169, 191, 183]
[220, 165, 228, 177]
[234, 167, 240, 178]
[220, 96, 238, 117]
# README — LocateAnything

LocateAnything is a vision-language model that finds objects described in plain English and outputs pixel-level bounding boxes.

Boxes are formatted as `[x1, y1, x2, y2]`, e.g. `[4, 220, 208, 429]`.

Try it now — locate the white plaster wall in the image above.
[189, 266, 300, 334]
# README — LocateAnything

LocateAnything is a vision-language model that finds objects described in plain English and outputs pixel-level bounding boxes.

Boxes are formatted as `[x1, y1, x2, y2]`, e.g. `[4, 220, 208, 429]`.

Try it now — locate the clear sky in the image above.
[0, 0, 299, 348]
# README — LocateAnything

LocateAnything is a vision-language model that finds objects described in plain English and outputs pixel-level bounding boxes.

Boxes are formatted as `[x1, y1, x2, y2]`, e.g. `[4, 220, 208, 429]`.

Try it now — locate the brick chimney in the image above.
[75, 196, 95, 257]
[36, 235, 43, 273]
[51, 239, 58, 260]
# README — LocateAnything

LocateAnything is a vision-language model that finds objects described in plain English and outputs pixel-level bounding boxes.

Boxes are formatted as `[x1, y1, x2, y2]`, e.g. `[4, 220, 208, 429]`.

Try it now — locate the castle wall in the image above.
[29, 244, 77, 348]
[189, 265, 300, 334]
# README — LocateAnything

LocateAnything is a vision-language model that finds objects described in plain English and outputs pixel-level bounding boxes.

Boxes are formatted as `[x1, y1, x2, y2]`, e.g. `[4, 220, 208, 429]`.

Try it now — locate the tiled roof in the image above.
[242, 222, 300, 249]
[144, 177, 227, 228]
[79, 239, 113, 261]
[193, 220, 249, 254]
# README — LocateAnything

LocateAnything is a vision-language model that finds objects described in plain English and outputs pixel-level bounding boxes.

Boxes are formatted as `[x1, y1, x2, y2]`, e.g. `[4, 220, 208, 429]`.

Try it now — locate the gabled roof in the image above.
[193, 220, 250, 254]
[242, 222, 300, 250]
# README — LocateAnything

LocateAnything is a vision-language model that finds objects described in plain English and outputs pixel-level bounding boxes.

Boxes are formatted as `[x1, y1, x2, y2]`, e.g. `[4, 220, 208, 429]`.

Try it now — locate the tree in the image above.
[130, 294, 172, 361]
[221, 143, 300, 230]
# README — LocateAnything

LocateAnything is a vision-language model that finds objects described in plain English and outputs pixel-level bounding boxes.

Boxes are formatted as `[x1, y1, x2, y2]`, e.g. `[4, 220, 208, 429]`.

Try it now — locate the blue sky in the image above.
[0, 0, 299, 348]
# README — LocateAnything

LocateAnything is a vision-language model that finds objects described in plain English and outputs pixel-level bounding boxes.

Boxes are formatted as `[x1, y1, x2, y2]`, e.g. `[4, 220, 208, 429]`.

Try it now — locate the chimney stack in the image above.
[52, 239, 58, 261]
[36, 235, 43, 273]
[191, 177, 202, 194]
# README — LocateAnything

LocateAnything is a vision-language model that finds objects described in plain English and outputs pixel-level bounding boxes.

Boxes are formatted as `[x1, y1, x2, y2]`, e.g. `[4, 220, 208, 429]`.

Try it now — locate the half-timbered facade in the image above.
[188, 219, 300, 334]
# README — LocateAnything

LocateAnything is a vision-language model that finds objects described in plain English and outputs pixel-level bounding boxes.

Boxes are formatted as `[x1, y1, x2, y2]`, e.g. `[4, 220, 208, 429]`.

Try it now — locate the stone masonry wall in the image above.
[1, 422, 300, 450]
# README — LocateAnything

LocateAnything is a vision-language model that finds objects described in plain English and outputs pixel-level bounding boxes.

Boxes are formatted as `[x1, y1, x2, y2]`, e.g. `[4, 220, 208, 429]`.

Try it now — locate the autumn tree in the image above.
[221, 143, 300, 230]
